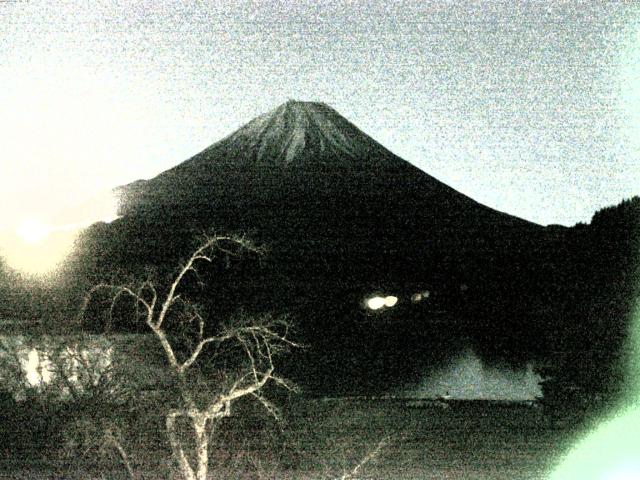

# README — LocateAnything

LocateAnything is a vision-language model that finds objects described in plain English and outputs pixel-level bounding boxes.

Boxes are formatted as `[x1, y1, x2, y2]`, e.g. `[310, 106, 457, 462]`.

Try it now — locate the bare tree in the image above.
[81, 235, 297, 480]
[314, 435, 392, 480]
[336, 436, 390, 480]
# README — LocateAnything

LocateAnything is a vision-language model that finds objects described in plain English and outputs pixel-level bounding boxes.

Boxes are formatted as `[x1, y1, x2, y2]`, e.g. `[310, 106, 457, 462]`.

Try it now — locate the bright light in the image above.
[0, 62, 145, 249]
[411, 290, 430, 303]
[0, 190, 120, 277]
[16, 219, 51, 245]
[604, 462, 640, 480]
[6, 218, 71, 276]
[367, 297, 386, 310]
[548, 405, 640, 479]
[366, 295, 398, 310]
[384, 296, 398, 307]
[1, 228, 76, 277]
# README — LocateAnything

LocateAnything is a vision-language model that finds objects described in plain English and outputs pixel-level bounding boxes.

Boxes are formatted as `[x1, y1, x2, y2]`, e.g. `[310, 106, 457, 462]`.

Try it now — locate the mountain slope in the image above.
[119, 100, 532, 227]
[72, 100, 552, 393]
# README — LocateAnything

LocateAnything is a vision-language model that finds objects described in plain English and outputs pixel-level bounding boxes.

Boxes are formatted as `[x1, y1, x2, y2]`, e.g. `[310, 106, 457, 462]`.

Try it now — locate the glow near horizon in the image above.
[0, 191, 119, 276]
[1, 0, 640, 268]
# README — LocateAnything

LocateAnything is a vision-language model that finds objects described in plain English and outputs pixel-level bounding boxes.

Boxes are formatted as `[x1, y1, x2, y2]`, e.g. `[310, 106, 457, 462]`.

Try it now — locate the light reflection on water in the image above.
[0, 336, 113, 398]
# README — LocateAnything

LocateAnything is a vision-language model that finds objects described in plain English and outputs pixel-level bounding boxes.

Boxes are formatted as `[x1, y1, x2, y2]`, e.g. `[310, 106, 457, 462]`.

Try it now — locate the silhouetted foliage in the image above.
[538, 196, 640, 408]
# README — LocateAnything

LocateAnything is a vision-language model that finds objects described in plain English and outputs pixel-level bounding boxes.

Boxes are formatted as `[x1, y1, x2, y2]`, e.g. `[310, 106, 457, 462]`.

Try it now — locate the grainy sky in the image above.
[2, 0, 640, 229]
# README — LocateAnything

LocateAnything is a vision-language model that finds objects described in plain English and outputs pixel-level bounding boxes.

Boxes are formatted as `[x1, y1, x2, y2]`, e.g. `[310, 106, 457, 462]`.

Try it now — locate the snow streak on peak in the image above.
[227, 100, 385, 167]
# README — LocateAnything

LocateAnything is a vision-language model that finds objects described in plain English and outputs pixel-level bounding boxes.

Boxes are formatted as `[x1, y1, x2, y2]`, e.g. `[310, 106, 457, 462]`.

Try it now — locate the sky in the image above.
[1, 0, 640, 272]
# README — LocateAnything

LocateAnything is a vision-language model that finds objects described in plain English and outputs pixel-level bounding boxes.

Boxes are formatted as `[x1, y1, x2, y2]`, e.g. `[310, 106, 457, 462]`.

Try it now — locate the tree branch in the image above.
[103, 428, 136, 480]
[166, 409, 196, 480]
[178, 334, 233, 373]
[149, 324, 180, 370]
[338, 437, 390, 480]
[156, 235, 240, 329]
[79, 233, 294, 480]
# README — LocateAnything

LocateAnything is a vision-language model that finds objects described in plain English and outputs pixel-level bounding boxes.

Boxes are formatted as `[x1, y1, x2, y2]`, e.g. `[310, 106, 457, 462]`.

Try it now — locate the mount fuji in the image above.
[73, 100, 553, 393]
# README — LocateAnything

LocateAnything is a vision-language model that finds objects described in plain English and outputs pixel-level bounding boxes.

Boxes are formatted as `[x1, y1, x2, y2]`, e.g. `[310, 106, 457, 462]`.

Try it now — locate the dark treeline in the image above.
[537, 197, 640, 401]
[2, 196, 635, 402]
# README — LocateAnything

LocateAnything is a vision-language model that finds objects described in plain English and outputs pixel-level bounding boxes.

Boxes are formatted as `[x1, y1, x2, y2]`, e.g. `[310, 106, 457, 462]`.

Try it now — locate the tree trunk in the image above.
[194, 415, 209, 480]
[166, 412, 196, 480]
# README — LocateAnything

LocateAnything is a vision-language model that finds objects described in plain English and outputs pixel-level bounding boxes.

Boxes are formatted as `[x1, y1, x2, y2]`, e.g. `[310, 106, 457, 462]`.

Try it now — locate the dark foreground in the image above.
[0, 397, 588, 479]
[283, 398, 581, 480]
